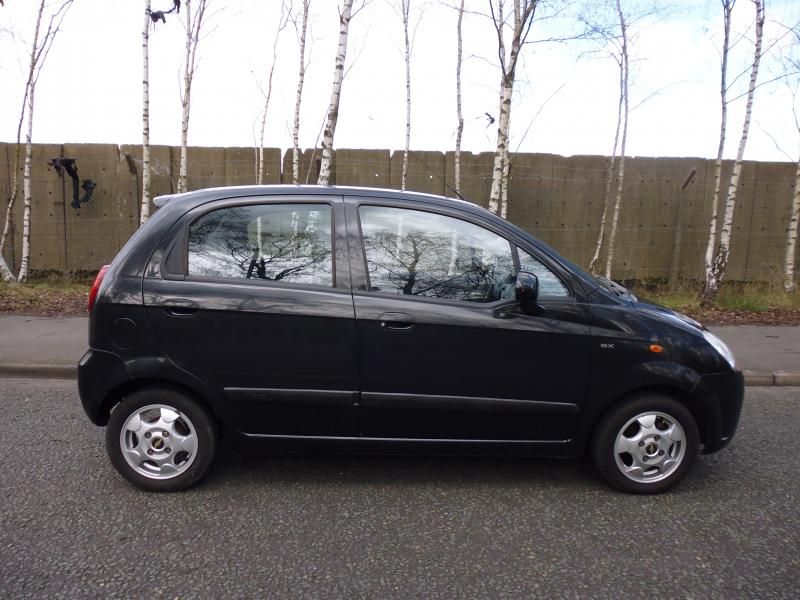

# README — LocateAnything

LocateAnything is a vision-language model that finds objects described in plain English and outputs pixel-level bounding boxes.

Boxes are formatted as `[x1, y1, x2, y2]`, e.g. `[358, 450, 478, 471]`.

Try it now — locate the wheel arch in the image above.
[97, 377, 222, 428]
[587, 384, 712, 452]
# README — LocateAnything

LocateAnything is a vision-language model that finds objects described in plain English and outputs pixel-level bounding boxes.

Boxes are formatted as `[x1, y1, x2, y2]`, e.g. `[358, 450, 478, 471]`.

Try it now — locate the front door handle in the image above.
[161, 298, 198, 317]
[377, 312, 415, 331]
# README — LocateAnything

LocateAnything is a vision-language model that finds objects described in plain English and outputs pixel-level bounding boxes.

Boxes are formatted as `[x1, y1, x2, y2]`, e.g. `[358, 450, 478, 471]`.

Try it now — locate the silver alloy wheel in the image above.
[119, 404, 198, 480]
[613, 411, 687, 484]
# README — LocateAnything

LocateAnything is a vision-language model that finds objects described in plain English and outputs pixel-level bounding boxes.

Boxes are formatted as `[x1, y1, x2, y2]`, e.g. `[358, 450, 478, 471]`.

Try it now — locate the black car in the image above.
[78, 185, 743, 494]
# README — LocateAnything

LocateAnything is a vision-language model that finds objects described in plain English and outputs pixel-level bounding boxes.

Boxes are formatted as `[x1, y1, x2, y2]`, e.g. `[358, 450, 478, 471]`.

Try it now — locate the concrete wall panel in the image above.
[0, 143, 796, 284]
[282, 149, 321, 185]
[390, 151, 445, 195]
[334, 149, 391, 188]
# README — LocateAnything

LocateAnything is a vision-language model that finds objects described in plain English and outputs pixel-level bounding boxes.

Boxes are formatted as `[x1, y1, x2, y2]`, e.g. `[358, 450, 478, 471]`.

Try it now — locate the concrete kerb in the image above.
[0, 364, 77, 380]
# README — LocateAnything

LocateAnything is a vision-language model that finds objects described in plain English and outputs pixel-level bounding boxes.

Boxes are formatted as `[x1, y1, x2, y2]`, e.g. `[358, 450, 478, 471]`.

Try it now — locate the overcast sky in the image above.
[0, 0, 798, 163]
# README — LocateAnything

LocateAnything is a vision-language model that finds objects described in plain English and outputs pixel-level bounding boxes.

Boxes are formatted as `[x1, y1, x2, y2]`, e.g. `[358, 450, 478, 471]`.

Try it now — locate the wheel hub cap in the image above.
[614, 411, 687, 484]
[119, 404, 198, 480]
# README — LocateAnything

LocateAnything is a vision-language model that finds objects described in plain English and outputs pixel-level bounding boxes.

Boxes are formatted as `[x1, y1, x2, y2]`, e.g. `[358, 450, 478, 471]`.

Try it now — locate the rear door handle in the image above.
[377, 312, 415, 331]
[161, 298, 198, 317]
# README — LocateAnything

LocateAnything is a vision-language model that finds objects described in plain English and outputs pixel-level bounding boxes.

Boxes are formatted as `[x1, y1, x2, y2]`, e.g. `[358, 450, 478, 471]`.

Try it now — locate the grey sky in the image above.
[1, 0, 798, 162]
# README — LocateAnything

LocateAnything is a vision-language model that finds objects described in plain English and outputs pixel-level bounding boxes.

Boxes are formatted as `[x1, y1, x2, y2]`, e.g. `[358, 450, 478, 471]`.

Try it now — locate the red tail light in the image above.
[88, 265, 110, 312]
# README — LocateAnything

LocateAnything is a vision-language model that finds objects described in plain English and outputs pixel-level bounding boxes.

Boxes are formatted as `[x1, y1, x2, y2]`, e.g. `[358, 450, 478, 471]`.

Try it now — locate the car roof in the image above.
[154, 185, 481, 213]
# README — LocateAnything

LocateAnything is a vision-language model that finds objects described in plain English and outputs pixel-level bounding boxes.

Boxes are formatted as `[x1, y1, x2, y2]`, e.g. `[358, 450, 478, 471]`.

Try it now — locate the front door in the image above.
[348, 200, 590, 442]
[143, 197, 359, 437]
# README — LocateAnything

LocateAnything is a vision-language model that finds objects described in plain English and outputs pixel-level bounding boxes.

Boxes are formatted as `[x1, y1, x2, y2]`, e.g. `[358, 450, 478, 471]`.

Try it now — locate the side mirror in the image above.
[515, 271, 541, 313]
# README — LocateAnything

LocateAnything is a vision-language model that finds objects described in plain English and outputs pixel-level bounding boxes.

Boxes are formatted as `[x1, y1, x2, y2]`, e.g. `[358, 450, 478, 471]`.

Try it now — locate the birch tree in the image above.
[454, 0, 465, 196]
[703, 0, 765, 301]
[787, 156, 800, 293]
[588, 60, 623, 274]
[782, 25, 800, 292]
[487, 0, 538, 218]
[390, 0, 421, 190]
[141, 0, 152, 225]
[140, 0, 179, 224]
[291, 0, 310, 184]
[177, 0, 210, 194]
[602, 0, 630, 279]
[11, 0, 73, 283]
[395, 0, 412, 191]
[257, 2, 290, 185]
[582, 0, 659, 277]
[701, 0, 735, 297]
[318, 0, 370, 185]
[0, 45, 29, 282]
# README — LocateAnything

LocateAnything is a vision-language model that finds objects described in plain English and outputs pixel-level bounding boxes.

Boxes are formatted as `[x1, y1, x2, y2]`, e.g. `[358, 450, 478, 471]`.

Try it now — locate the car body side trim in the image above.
[240, 433, 572, 444]
[224, 387, 357, 406]
[361, 392, 579, 414]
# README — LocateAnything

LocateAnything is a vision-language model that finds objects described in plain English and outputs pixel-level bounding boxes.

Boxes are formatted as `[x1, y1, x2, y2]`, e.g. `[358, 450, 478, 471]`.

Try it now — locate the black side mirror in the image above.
[515, 271, 541, 314]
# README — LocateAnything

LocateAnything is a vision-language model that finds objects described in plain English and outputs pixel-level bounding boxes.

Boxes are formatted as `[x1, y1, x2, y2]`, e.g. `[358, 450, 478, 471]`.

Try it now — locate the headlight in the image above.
[702, 331, 736, 369]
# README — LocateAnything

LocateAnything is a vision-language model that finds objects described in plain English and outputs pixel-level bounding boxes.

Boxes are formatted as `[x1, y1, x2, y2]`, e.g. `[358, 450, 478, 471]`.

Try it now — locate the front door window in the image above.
[359, 206, 515, 303]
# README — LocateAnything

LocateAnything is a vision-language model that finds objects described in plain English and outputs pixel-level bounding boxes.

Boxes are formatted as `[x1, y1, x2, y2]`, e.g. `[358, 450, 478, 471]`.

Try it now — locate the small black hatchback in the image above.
[79, 185, 743, 494]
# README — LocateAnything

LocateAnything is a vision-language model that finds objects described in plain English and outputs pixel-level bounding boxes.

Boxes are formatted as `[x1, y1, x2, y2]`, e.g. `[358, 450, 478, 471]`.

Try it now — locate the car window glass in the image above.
[188, 203, 333, 286]
[518, 248, 569, 297]
[359, 206, 515, 303]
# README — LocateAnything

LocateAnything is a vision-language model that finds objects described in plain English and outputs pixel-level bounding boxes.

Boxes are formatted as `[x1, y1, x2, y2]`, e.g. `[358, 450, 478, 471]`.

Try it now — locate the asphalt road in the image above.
[0, 379, 798, 599]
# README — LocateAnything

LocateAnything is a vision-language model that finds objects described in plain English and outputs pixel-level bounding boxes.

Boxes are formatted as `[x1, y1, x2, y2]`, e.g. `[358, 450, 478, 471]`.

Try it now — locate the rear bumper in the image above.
[78, 348, 129, 426]
[695, 370, 745, 454]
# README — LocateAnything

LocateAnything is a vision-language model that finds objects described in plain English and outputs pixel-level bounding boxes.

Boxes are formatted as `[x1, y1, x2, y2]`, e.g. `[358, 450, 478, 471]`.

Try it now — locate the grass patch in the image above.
[0, 276, 90, 316]
[627, 280, 800, 325]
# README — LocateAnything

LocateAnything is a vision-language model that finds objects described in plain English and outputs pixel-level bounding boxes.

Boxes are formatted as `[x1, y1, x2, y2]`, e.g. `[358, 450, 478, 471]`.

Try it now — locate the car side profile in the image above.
[78, 185, 743, 494]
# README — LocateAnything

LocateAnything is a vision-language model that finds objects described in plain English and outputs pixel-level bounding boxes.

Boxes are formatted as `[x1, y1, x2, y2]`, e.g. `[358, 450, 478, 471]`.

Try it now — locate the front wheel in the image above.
[591, 394, 699, 494]
[106, 387, 218, 492]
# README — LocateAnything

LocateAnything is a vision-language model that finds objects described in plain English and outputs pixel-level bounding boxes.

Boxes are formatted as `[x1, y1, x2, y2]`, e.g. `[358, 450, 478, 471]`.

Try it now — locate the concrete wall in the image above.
[1, 142, 798, 283]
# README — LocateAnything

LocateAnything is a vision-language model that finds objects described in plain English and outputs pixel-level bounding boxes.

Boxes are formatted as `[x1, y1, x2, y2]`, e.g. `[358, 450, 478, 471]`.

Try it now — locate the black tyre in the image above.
[106, 387, 218, 492]
[591, 394, 699, 494]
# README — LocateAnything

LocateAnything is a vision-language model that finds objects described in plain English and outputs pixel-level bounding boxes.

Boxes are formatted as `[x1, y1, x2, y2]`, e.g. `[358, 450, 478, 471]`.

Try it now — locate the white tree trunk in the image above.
[18, 82, 35, 283]
[500, 119, 510, 219]
[604, 0, 629, 280]
[0, 255, 12, 282]
[589, 66, 623, 274]
[257, 3, 288, 185]
[401, 0, 411, 191]
[454, 0, 464, 197]
[177, 0, 208, 194]
[488, 81, 512, 215]
[141, 0, 151, 224]
[487, 0, 535, 216]
[0, 88, 28, 274]
[784, 158, 800, 292]
[177, 3, 193, 194]
[702, 0, 733, 298]
[292, 0, 310, 184]
[16, 0, 51, 283]
[318, 0, 354, 186]
[706, 0, 765, 300]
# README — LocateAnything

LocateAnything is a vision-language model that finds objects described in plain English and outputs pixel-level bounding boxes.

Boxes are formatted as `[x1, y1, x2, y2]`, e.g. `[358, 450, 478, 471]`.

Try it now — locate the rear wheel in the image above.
[106, 387, 218, 492]
[591, 394, 699, 494]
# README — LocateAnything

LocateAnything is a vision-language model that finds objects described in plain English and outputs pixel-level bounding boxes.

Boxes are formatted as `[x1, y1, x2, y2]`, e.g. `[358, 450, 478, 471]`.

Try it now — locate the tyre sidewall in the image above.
[106, 387, 217, 492]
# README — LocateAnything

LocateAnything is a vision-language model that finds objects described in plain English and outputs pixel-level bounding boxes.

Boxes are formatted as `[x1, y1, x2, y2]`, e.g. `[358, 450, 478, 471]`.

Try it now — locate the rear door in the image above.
[143, 195, 359, 437]
[346, 197, 591, 442]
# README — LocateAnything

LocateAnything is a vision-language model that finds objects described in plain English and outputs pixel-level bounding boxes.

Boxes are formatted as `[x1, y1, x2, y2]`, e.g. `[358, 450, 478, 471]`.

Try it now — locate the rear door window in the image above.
[188, 203, 333, 286]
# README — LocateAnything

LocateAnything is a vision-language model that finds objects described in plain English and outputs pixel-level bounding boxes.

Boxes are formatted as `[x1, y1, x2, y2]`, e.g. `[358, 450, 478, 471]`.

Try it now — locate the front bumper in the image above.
[694, 370, 745, 454]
